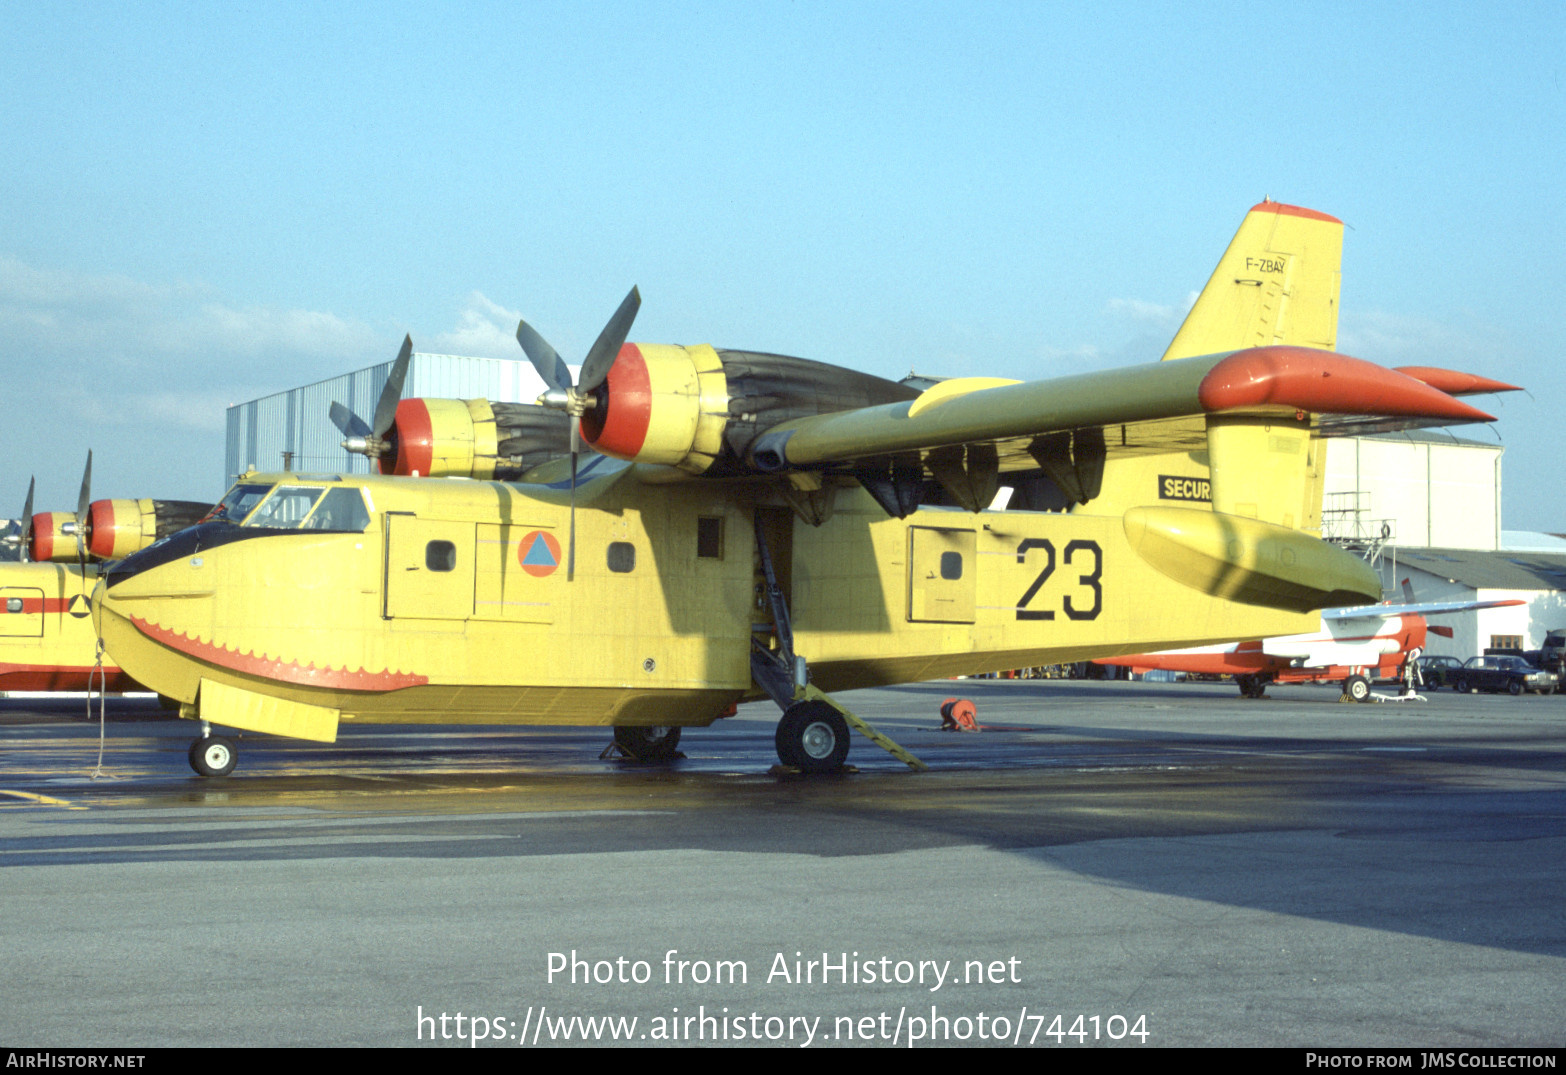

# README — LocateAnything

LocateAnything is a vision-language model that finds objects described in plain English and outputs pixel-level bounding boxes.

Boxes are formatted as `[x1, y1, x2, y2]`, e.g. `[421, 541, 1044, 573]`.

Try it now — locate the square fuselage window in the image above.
[697, 516, 723, 559]
[426, 540, 456, 571]
[608, 542, 636, 573]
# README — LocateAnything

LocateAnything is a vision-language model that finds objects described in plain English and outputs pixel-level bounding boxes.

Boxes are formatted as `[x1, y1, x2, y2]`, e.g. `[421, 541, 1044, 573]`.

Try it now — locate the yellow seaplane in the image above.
[92, 202, 1517, 776]
[1, 459, 206, 694]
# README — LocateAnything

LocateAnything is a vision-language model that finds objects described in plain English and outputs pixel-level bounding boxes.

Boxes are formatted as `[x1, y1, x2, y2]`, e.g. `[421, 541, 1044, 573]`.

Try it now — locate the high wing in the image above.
[746, 344, 1495, 486]
[319, 202, 1518, 619]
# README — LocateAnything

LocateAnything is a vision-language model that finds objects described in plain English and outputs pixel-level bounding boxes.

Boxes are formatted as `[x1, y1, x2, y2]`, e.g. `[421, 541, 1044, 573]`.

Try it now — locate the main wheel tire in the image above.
[1344, 675, 1371, 703]
[612, 725, 682, 761]
[775, 701, 850, 773]
[188, 736, 237, 778]
[1236, 675, 1258, 699]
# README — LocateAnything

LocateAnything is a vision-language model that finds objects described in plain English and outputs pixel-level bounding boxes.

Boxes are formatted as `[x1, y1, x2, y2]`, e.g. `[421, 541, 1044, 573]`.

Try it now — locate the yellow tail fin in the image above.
[1161, 200, 1343, 361]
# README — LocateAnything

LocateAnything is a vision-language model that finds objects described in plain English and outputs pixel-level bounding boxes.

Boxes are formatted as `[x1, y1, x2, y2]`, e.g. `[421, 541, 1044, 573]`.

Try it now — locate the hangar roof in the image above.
[1390, 546, 1566, 592]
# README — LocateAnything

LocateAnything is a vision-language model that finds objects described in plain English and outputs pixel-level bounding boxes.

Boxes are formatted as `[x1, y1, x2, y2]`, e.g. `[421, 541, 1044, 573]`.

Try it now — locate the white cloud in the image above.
[1337, 309, 1494, 365]
[0, 254, 379, 363]
[425, 291, 528, 360]
[1104, 290, 1198, 327]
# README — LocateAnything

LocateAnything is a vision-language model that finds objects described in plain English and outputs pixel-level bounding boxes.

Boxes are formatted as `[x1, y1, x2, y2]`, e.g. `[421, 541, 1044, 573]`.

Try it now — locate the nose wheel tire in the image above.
[189, 736, 237, 778]
[612, 725, 682, 761]
[775, 701, 850, 773]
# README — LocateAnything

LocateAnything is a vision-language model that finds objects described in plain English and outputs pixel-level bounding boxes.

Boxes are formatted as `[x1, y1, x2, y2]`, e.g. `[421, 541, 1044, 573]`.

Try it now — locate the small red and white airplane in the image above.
[1096, 583, 1524, 701]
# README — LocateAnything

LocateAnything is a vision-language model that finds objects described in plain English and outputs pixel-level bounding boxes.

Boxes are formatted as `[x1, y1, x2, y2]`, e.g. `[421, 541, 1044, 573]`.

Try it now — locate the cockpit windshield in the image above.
[245, 486, 325, 528]
[239, 485, 372, 532]
[206, 483, 273, 525]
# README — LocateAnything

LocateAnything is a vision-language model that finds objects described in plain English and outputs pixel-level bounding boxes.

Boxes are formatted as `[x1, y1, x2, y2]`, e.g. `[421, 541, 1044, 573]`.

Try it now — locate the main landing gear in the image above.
[1342, 674, 1372, 703]
[749, 514, 924, 774]
[775, 700, 850, 773]
[1235, 674, 1271, 699]
[611, 725, 683, 762]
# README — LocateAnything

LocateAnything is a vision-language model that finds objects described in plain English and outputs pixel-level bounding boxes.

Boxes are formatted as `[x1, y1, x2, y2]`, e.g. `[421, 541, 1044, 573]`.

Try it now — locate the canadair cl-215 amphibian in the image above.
[91, 202, 1519, 775]
[1, 459, 207, 694]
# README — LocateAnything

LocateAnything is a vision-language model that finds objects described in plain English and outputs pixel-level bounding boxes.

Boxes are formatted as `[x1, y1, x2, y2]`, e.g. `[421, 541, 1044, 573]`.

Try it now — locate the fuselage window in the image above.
[426, 541, 457, 572]
[607, 542, 636, 573]
[940, 551, 963, 580]
[697, 516, 723, 559]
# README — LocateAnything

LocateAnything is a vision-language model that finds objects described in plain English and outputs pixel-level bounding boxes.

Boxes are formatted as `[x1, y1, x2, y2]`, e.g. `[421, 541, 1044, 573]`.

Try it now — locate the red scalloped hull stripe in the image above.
[128, 616, 428, 691]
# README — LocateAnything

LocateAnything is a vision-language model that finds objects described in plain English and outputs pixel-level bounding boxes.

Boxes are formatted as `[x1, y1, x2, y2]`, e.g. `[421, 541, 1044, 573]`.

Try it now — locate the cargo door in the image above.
[907, 526, 976, 624]
[383, 514, 476, 620]
[472, 523, 557, 624]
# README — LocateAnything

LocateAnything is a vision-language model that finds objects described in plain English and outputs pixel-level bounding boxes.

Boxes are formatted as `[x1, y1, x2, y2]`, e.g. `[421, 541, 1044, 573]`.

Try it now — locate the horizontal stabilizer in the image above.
[1324, 597, 1526, 622]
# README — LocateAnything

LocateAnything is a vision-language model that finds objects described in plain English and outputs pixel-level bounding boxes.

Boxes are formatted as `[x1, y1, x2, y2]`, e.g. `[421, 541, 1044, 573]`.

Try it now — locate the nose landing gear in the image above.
[188, 735, 237, 777]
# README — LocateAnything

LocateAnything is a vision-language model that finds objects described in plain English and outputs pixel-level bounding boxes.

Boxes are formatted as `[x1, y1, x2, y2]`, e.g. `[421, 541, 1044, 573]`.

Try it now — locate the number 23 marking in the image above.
[1015, 539, 1102, 621]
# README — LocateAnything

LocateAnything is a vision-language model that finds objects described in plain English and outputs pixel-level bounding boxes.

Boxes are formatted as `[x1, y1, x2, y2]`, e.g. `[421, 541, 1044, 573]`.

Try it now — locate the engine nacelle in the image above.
[377, 398, 581, 480]
[579, 344, 920, 476]
[29, 500, 212, 562]
[380, 398, 500, 479]
[87, 499, 211, 560]
[580, 344, 729, 473]
[371, 347, 918, 480]
[27, 512, 77, 562]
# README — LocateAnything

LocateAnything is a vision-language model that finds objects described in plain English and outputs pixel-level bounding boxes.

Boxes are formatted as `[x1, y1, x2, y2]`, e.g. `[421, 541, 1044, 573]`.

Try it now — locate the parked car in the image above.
[1414, 655, 1464, 689]
[1452, 656, 1560, 696]
[1537, 629, 1566, 676]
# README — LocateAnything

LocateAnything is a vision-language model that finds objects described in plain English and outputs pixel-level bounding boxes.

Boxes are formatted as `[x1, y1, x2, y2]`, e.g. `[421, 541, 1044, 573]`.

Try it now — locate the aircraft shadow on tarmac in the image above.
[3, 685, 1564, 962]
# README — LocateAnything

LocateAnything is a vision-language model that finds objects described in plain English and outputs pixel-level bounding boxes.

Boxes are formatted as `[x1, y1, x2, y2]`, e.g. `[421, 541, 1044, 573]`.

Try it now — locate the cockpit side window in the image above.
[244, 486, 325, 529]
[300, 488, 371, 533]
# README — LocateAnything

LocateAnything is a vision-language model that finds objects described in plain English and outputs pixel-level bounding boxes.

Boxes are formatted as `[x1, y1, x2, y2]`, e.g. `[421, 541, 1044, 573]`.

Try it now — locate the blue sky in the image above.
[2, 1, 1562, 528]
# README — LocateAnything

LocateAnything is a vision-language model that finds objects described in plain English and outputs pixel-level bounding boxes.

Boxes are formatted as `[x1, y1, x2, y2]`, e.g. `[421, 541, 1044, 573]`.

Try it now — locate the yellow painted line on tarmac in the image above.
[0, 789, 86, 810]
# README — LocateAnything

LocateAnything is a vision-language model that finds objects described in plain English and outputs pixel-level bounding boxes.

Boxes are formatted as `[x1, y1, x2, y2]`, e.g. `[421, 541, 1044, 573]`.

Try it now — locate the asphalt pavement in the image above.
[1, 678, 1562, 1048]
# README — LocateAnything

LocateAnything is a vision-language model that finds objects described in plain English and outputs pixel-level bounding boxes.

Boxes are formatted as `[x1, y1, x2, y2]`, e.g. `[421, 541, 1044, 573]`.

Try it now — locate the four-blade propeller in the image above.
[331, 335, 413, 466]
[74, 451, 92, 563]
[319, 288, 639, 581]
[515, 286, 641, 581]
[4, 477, 35, 561]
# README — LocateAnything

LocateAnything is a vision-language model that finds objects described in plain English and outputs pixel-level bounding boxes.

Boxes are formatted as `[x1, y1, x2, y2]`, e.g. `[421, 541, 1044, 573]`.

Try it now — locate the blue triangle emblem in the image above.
[522, 533, 558, 567]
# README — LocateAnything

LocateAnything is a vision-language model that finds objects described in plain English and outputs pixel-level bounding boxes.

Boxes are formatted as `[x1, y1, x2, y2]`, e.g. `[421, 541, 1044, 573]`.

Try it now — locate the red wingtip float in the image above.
[1392, 367, 1523, 397]
[1198, 346, 1497, 423]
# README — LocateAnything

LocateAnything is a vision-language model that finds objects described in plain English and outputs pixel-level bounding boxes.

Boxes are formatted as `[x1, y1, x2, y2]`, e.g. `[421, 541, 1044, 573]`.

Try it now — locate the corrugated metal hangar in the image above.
[225, 352, 551, 483]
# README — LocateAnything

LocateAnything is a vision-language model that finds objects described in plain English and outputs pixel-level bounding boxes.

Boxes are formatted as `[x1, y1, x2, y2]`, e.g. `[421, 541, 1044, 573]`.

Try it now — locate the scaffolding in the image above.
[1322, 490, 1398, 583]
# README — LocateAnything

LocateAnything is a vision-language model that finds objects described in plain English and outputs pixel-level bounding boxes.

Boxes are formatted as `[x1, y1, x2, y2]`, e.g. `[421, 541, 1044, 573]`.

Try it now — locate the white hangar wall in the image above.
[1323, 434, 1503, 551]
